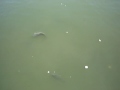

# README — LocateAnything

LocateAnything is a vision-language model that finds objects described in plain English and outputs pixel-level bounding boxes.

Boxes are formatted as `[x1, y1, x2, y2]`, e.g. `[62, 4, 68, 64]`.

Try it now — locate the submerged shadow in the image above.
[50, 73, 65, 83]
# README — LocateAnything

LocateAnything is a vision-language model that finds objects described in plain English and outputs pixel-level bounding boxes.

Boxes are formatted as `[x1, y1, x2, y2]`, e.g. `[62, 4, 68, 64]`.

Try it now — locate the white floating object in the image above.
[85, 66, 88, 69]
[99, 39, 101, 42]
[61, 3, 63, 5]
[66, 31, 68, 33]
[65, 5, 66, 6]
[32, 56, 33, 57]
[47, 71, 50, 73]
[54, 71, 55, 73]
[70, 76, 71, 78]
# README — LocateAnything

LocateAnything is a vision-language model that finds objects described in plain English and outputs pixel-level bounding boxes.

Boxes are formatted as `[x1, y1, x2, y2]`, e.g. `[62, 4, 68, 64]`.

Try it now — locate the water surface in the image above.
[0, 0, 120, 90]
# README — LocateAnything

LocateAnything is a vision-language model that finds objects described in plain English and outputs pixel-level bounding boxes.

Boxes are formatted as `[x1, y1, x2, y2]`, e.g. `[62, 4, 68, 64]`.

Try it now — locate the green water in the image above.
[0, 0, 120, 90]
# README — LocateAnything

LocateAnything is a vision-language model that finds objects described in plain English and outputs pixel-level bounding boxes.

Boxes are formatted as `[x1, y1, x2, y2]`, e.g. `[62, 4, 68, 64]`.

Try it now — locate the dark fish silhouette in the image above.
[50, 73, 65, 82]
[51, 73, 62, 80]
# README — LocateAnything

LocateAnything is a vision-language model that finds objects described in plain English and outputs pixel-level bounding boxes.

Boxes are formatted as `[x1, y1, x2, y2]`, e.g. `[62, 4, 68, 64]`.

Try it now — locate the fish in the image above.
[33, 32, 45, 37]
[51, 73, 62, 80]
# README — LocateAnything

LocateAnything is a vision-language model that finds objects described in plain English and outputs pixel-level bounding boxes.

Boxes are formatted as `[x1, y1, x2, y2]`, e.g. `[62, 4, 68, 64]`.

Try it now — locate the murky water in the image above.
[0, 0, 120, 90]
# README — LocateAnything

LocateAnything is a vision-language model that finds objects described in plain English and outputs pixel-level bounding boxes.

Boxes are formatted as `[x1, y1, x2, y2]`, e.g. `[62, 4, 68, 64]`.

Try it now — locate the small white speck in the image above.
[32, 56, 33, 57]
[70, 76, 71, 78]
[99, 39, 101, 42]
[54, 71, 55, 73]
[66, 31, 68, 33]
[47, 71, 50, 73]
[65, 5, 66, 6]
[61, 3, 63, 5]
[85, 66, 88, 69]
